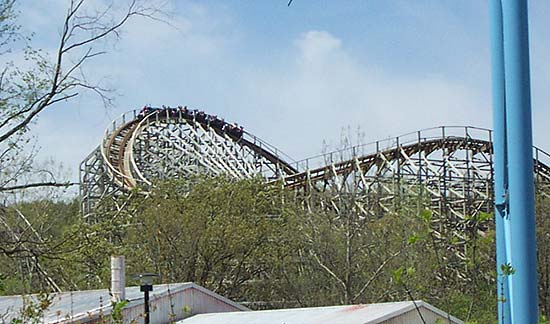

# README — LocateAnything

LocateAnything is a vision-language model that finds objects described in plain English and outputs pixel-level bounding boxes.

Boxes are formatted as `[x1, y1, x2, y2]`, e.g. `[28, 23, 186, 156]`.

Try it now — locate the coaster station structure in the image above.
[80, 108, 550, 277]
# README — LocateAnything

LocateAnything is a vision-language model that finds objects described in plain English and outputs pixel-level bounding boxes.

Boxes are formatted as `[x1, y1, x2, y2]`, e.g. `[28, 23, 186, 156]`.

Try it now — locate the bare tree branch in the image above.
[0, 0, 164, 144]
[0, 181, 77, 192]
[61, 0, 137, 54]
[310, 250, 346, 292]
[352, 250, 401, 302]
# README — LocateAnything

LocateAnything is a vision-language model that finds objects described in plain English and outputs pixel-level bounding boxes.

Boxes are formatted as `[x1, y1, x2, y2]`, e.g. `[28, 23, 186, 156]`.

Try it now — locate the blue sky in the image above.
[16, 0, 550, 181]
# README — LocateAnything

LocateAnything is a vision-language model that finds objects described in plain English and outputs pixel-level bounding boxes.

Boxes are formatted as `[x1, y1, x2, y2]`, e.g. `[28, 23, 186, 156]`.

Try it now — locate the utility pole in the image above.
[490, 0, 511, 322]
[490, 0, 538, 323]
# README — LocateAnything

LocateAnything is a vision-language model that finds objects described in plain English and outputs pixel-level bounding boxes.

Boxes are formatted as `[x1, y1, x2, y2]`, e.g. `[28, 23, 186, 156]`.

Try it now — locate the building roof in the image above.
[0, 282, 247, 323]
[177, 301, 464, 324]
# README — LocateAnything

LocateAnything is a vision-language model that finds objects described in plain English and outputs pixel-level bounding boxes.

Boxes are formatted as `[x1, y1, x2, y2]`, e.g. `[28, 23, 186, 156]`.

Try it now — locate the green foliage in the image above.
[183, 305, 192, 316]
[0, 273, 5, 293]
[8, 176, 550, 323]
[536, 194, 550, 318]
[9, 293, 52, 324]
[392, 266, 415, 286]
[419, 209, 432, 223]
[407, 233, 419, 245]
[500, 263, 516, 276]
[0, 198, 80, 294]
[59, 176, 301, 304]
[111, 300, 129, 324]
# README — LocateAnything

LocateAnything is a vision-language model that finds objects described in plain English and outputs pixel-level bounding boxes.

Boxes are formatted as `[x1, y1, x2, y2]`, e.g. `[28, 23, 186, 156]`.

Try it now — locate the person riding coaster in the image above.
[136, 105, 244, 139]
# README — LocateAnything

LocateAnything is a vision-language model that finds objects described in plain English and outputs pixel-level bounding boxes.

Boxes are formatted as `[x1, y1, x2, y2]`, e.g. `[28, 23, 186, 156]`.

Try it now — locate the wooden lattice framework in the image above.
[80, 113, 550, 264]
[80, 109, 296, 218]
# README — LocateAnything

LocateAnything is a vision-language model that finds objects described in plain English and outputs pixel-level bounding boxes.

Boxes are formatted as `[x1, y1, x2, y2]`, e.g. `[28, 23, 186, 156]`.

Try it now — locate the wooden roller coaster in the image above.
[80, 108, 550, 274]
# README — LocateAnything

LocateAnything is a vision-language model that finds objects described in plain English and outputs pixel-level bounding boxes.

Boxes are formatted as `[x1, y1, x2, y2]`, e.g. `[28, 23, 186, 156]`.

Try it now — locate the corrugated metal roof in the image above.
[176, 301, 465, 324]
[0, 282, 247, 323]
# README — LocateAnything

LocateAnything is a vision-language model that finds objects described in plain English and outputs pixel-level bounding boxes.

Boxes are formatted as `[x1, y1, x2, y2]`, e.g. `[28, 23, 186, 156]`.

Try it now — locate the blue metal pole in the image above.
[501, 0, 539, 322]
[489, 1, 511, 322]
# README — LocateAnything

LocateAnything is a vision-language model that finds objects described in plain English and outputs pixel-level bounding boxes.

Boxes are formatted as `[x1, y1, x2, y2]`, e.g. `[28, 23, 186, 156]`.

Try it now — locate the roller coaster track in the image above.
[283, 127, 550, 248]
[80, 108, 550, 278]
[80, 108, 298, 215]
[81, 109, 550, 215]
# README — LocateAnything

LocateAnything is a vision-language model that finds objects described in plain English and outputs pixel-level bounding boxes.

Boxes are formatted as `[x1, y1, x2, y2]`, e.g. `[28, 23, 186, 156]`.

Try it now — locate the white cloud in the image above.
[27, 2, 550, 185]
[295, 30, 342, 65]
[30, 0, 240, 178]
[238, 30, 489, 160]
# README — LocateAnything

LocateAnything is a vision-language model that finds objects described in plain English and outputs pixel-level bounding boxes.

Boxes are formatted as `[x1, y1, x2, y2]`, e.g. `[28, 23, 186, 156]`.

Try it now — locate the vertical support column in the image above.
[489, 1, 511, 323]
[502, 0, 539, 322]
[417, 131, 423, 214]
[111, 256, 126, 303]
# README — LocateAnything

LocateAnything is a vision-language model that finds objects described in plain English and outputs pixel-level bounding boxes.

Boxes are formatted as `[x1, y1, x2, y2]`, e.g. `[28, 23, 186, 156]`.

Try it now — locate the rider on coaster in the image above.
[137, 106, 151, 118]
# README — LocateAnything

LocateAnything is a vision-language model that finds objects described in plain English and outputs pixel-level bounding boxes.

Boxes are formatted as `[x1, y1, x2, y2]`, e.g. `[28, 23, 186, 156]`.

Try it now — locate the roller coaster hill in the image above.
[80, 105, 550, 255]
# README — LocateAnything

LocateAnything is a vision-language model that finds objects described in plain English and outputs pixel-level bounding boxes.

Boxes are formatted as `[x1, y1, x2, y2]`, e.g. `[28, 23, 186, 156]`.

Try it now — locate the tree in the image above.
[0, 0, 163, 293]
[121, 177, 295, 302]
[266, 183, 429, 307]
[0, 0, 161, 193]
[536, 190, 550, 318]
[0, 198, 80, 294]
[38, 176, 300, 301]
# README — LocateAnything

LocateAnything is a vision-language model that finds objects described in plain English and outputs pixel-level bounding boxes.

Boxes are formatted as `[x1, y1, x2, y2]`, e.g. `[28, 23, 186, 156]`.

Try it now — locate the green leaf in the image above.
[500, 263, 516, 276]
[408, 233, 419, 245]
[419, 209, 432, 223]
[392, 267, 405, 285]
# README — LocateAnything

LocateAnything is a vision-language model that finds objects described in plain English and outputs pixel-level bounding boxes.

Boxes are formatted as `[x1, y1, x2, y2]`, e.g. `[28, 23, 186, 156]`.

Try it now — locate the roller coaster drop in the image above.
[80, 106, 297, 213]
[80, 106, 550, 268]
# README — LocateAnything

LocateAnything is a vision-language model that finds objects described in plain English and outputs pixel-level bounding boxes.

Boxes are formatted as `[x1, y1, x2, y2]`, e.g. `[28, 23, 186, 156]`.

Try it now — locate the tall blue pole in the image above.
[501, 0, 539, 322]
[489, 1, 511, 323]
